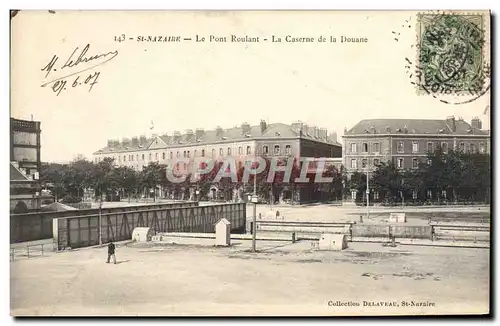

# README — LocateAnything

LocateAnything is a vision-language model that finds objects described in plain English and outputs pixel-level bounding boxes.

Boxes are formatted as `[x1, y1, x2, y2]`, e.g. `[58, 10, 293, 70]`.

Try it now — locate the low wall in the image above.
[54, 203, 246, 250]
[348, 225, 432, 240]
[393, 225, 432, 239]
[10, 201, 198, 243]
[351, 225, 390, 238]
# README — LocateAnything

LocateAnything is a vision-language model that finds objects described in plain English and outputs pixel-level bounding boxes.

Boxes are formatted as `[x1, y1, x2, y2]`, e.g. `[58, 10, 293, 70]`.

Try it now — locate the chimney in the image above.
[195, 128, 205, 140]
[313, 127, 319, 138]
[307, 125, 315, 137]
[471, 117, 482, 130]
[302, 124, 309, 136]
[321, 128, 328, 140]
[185, 129, 194, 142]
[139, 135, 147, 147]
[329, 130, 338, 143]
[215, 126, 223, 137]
[446, 116, 456, 132]
[131, 137, 139, 147]
[173, 131, 182, 142]
[241, 122, 251, 135]
[260, 120, 267, 133]
[291, 121, 302, 134]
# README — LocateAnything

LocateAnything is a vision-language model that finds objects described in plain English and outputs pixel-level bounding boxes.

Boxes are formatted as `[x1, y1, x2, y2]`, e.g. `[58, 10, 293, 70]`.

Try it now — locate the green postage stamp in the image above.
[416, 12, 488, 96]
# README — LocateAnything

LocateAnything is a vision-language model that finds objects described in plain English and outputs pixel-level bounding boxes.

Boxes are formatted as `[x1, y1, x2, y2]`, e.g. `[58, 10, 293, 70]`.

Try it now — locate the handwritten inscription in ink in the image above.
[40, 44, 119, 96]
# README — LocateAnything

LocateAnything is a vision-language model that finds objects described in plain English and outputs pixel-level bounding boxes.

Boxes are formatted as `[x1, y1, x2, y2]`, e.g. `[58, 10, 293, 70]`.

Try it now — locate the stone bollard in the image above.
[292, 232, 296, 244]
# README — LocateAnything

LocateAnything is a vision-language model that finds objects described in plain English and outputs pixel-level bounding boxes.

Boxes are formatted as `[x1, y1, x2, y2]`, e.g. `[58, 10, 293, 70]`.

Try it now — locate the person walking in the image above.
[106, 241, 116, 264]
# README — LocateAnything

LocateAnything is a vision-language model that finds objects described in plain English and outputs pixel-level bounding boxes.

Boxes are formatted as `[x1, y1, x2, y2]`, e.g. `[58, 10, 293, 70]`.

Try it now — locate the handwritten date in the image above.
[50, 71, 101, 96]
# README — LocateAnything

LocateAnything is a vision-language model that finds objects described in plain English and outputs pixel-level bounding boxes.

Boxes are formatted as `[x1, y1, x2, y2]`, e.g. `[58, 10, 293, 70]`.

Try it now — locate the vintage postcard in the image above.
[10, 10, 491, 316]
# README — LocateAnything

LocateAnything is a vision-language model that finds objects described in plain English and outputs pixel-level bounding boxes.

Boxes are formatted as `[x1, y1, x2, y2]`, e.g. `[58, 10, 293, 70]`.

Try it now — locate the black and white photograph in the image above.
[8, 9, 491, 316]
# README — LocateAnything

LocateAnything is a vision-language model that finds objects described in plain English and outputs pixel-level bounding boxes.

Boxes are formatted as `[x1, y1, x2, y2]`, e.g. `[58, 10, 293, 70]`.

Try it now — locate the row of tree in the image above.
[40, 149, 490, 205]
[40, 157, 345, 203]
[348, 149, 491, 204]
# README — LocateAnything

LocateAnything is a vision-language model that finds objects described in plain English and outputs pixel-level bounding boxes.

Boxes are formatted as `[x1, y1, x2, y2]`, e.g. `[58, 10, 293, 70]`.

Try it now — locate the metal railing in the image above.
[10, 242, 55, 261]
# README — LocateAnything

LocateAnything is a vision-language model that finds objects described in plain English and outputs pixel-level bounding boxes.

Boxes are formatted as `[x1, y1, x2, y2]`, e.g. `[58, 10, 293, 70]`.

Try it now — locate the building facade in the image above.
[94, 120, 342, 203]
[10, 118, 48, 213]
[342, 116, 490, 175]
[11, 118, 42, 179]
[341, 116, 490, 204]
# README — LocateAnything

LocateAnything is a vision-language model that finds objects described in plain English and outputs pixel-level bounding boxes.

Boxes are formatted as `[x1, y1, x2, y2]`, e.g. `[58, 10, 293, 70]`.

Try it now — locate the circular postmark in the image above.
[417, 13, 488, 101]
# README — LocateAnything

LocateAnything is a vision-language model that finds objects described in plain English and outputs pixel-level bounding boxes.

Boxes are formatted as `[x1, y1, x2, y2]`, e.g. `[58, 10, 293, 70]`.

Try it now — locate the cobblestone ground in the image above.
[10, 239, 489, 316]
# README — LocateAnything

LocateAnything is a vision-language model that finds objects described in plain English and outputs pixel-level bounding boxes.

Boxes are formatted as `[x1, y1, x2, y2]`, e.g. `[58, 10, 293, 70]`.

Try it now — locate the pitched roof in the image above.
[345, 118, 489, 136]
[95, 122, 341, 154]
[10, 163, 30, 181]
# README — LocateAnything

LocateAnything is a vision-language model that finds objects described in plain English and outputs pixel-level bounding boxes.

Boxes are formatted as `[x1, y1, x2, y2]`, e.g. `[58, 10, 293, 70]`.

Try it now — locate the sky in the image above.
[10, 10, 491, 163]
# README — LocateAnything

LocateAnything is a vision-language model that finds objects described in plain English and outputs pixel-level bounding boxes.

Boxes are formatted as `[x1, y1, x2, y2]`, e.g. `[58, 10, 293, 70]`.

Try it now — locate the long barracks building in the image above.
[93, 120, 342, 203]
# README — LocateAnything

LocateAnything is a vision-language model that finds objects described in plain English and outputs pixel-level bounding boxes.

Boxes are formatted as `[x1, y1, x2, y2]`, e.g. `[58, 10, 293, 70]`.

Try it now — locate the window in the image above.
[136, 154, 139, 161]
[118, 156, 121, 163]
[459, 142, 465, 152]
[350, 143, 357, 153]
[176, 151, 180, 158]
[227, 147, 231, 155]
[149, 153, 152, 160]
[441, 142, 448, 154]
[373, 158, 380, 166]
[469, 143, 476, 153]
[427, 189, 432, 198]
[263, 145, 269, 154]
[351, 159, 357, 169]
[397, 158, 404, 168]
[373, 142, 380, 153]
[274, 145, 280, 155]
[183, 151, 187, 158]
[194, 150, 197, 157]
[412, 158, 419, 169]
[374, 192, 379, 200]
[427, 158, 432, 166]
[162, 152, 166, 160]
[238, 147, 242, 155]
[246, 146, 251, 155]
[427, 142, 434, 153]
[142, 154, 145, 160]
[397, 141, 404, 153]
[441, 190, 447, 199]
[123, 156, 126, 162]
[361, 159, 368, 168]
[412, 142, 419, 153]
[219, 148, 223, 156]
[183, 163, 187, 170]
[212, 149, 215, 157]
[479, 142, 485, 153]
[187, 151, 190, 158]
[131, 155, 134, 161]
[155, 153, 159, 160]
[362, 143, 368, 152]
[412, 191, 417, 200]
[285, 145, 291, 155]
[201, 149, 205, 157]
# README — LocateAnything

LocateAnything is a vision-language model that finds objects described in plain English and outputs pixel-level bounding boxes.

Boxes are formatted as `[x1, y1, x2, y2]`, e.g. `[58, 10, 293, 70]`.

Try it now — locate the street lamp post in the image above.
[366, 168, 370, 219]
[251, 156, 258, 252]
[98, 200, 103, 246]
